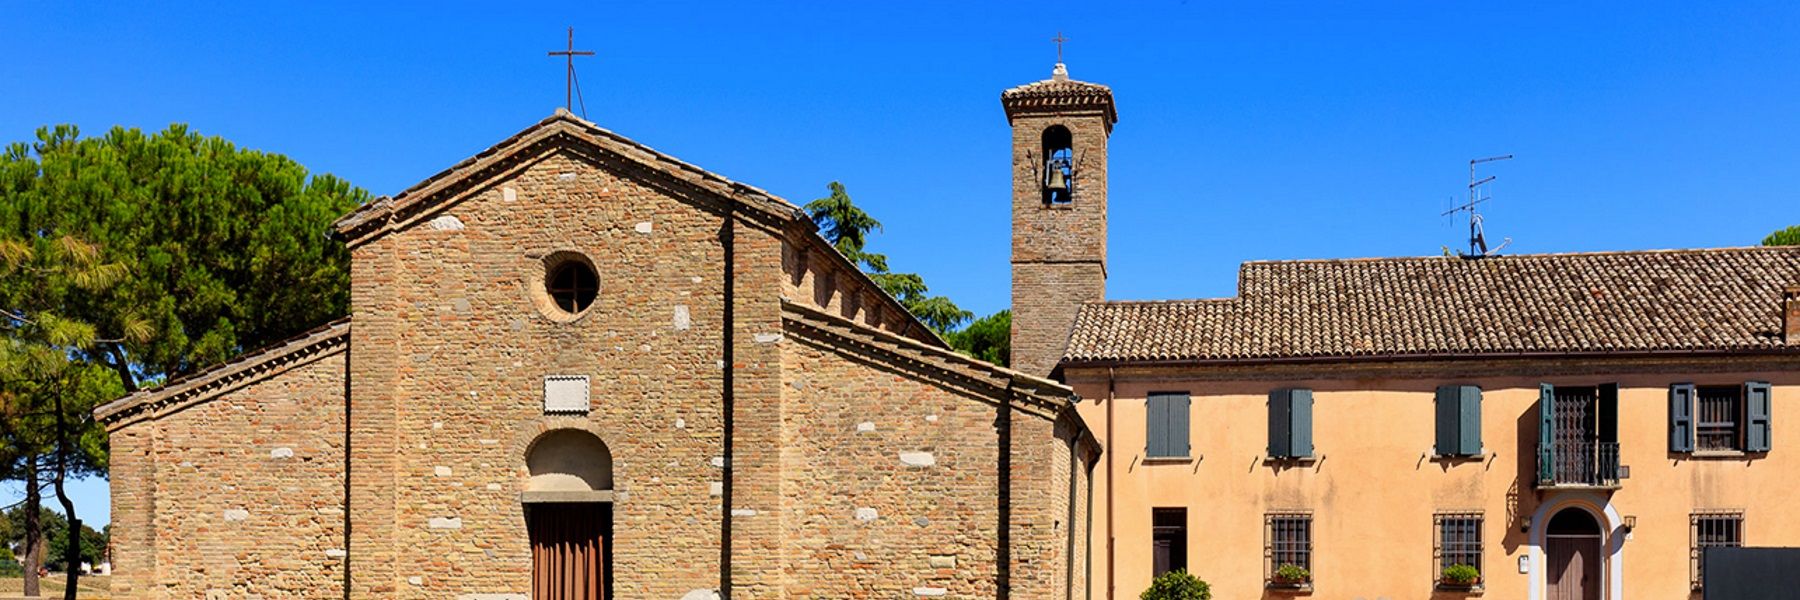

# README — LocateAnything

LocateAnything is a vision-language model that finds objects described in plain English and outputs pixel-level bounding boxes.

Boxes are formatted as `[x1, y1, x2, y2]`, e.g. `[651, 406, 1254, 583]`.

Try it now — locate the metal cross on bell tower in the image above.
[547, 27, 596, 116]
[1051, 31, 1070, 63]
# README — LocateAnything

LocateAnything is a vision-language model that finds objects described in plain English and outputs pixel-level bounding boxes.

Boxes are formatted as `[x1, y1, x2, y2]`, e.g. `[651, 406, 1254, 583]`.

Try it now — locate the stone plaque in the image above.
[543, 375, 590, 415]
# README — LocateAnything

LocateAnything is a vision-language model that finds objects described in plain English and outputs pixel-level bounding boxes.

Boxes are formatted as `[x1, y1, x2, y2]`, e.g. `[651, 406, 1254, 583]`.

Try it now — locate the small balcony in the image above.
[1537, 441, 1621, 489]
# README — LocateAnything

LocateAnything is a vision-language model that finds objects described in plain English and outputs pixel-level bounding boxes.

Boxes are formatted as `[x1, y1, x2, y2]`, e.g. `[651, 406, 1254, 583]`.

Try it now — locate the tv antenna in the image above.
[1441, 154, 1513, 257]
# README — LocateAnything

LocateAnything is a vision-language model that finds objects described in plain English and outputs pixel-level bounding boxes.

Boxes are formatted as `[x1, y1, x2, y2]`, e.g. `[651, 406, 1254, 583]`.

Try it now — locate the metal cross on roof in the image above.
[547, 27, 596, 116]
[1052, 31, 1069, 63]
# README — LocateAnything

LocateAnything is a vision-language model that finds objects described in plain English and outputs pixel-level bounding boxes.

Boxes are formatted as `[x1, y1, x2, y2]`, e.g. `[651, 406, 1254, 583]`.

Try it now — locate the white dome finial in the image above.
[1052, 62, 1069, 81]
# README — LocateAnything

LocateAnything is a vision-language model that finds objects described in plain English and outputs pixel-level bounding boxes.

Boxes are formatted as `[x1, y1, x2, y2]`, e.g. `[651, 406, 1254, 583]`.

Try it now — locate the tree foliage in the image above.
[1765, 225, 1800, 247]
[804, 181, 972, 333]
[0, 124, 365, 596]
[1140, 570, 1211, 600]
[945, 310, 1009, 366]
[0, 124, 369, 391]
[0, 505, 105, 571]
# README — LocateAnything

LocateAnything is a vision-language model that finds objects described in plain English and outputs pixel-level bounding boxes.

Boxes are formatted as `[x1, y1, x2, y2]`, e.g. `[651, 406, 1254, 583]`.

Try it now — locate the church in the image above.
[98, 59, 1800, 600]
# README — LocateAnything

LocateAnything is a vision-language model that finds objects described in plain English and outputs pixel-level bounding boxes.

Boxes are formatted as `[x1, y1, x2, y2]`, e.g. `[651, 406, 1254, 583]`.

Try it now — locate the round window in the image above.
[546, 260, 598, 314]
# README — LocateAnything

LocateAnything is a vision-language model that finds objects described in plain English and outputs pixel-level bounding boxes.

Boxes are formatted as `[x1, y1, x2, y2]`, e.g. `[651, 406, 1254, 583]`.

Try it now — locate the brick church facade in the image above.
[99, 59, 1800, 600]
[95, 67, 1104, 598]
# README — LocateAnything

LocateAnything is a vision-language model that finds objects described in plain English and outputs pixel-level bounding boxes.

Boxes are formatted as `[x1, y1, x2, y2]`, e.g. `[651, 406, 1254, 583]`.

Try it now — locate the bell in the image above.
[1045, 168, 1069, 191]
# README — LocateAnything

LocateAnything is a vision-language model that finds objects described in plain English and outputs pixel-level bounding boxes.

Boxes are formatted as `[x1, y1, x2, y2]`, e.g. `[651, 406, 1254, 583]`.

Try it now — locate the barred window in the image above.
[1435, 513, 1483, 585]
[1266, 513, 1312, 583]
[1696, 386, 1744, 451]
[1691, 512, 1744, 590]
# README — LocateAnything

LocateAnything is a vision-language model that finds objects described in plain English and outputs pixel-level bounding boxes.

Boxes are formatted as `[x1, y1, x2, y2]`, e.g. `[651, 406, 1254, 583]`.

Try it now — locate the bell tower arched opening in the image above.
[523, 429, 613, 599]
[1041, 125, 1075, 205]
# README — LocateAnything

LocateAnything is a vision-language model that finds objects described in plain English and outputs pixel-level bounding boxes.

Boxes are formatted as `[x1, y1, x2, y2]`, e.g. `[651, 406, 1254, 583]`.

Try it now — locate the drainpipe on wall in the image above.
[1105, 367, 1116, 600]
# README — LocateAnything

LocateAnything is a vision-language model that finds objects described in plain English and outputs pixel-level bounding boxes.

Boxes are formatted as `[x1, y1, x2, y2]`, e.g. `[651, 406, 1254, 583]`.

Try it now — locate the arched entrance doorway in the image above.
[1545, 507, 1603, 600]
[524, 429, 613, 600]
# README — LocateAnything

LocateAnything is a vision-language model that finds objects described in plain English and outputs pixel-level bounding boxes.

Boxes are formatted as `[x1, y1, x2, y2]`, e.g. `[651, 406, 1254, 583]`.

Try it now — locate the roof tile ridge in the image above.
[552, 112, 802, 212]
[1093, 298, 1237, 306]
[1240, 246, 1800, 267]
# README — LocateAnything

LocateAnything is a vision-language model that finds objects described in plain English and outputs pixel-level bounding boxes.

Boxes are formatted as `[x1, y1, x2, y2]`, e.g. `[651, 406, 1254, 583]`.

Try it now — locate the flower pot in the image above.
[1439, 576, 1482, 588]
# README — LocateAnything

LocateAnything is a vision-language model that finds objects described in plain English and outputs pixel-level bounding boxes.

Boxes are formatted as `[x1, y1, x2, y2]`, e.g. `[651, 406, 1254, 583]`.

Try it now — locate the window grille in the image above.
[1696, 386, 1743, 451]
[1691, 511, 1744, 590]
[1265, 512, 1313, 582]
[1434, 513, 1483, 584]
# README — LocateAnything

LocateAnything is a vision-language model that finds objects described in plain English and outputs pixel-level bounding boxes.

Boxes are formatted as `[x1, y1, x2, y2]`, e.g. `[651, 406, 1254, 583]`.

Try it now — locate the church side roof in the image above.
[93, 317, 351, 429]
[781, 299, 1081, 420]
[332, 109, 807, 243]
[1065, 246, 1800, 364]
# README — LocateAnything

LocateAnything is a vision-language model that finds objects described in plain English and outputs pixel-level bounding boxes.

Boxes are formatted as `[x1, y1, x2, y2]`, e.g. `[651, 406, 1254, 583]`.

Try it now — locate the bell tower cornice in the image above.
[1001, 64, 1118, 132]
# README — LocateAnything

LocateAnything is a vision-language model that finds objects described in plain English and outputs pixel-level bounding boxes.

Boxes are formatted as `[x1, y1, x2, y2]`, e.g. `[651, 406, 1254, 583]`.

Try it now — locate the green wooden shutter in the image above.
[1538, 383, 1556, 483]
[1268, 390, 1291, 458]
[1147, 394, 1169, 457]
[1291, 388, 1314, 458]
[1458, 385, 1483, 456]
[1747, 381, 1772, 452]
[1670, 383, 1695, 453]
[1435, 386, 1459, 456]
[1172, 394, 1192, 458]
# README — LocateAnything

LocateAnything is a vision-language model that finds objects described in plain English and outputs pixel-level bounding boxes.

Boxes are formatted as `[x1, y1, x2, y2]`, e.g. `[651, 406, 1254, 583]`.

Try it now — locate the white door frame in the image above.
[1527, 493, 1624, 600]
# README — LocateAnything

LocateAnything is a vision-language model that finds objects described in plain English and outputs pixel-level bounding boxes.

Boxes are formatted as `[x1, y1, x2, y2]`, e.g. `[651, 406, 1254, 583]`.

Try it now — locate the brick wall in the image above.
[347, 146, 736, 599]
[779, 313, 1087, 598]
[1011, 262, 1106, 377]
[1009, 111, 1109, 377]
[120, 348, 349, 599]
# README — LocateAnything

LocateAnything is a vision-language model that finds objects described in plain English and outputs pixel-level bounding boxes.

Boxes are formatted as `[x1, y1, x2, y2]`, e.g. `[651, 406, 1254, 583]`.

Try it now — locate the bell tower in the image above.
[1003, 62, 1116, 377]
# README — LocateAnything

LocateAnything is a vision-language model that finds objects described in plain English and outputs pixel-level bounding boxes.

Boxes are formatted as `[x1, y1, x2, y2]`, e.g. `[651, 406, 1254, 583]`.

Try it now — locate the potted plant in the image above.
[1272, 563, 1311, 587]
[1441, 563, 1481, 588]
[1140, 570, 1212, 600]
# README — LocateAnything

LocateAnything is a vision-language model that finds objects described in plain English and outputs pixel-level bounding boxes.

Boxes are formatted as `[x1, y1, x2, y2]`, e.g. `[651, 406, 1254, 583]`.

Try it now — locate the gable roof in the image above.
[1066, 247, 1800, 364]
[332, 109, 808, 242]
[93, 317, 351, 429]
[329, 109, 949, 348]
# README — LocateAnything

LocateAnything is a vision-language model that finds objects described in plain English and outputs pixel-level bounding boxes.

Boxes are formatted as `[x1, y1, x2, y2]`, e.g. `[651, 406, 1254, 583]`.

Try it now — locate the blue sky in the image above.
[4, 2, 1797, 525]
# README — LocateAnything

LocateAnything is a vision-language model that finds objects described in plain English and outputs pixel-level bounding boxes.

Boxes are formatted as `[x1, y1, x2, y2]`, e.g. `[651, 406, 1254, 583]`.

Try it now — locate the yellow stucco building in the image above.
[1004, 62, 1800, 600]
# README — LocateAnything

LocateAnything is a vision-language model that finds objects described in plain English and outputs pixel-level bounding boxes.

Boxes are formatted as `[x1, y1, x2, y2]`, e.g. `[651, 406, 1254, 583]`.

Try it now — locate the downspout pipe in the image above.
[1106, 367, 1116, 600]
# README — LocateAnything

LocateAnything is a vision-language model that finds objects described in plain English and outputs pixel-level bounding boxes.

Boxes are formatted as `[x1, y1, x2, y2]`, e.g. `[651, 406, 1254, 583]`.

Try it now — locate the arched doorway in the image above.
[1545, 507, 1603, 600]
[524, 429, 614, 600]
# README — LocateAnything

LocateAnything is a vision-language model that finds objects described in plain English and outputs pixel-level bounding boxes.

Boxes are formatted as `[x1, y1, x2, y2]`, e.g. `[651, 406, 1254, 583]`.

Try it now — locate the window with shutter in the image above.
[1746, 381, 1772, 452]
[1290, 389, 1314, 458]
[1435, 386, 1459, 456]
[1269, 390, 1291, 458]
[1537, 384, 1555, 484]
[1146, 394, 1168, 458]
[1269, 389, 1313, 459]
[1670, 383, 1696, 453]
[1458, 385, 1482, 456]
[1146, 392, 1191, 459]
[1437, 385, 1483, 457]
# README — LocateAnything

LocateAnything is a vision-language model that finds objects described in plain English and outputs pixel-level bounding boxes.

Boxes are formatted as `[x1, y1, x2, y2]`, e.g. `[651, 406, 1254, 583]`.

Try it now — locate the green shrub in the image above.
[1274, 563, 1311, 583]
[1442, 563, 1480, 584]
[1140, 569, 1212, 600]
[0, 547, 20, 577]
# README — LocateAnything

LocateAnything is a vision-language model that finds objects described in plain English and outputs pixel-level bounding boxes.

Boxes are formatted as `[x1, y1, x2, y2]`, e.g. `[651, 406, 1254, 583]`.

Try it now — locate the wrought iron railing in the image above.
[1537, 441, 1620, 487]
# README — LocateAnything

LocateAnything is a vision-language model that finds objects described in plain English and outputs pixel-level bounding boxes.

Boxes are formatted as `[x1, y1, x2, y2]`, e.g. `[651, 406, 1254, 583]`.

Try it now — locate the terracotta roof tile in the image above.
[1066, 247, 1800, 363]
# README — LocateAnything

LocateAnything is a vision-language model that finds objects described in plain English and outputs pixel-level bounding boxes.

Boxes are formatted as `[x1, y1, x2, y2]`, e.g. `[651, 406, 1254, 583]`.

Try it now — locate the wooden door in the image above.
[1546, 534, 1601, 600]
[529, 503, 609, 600]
